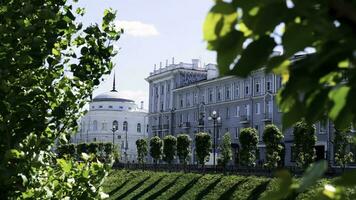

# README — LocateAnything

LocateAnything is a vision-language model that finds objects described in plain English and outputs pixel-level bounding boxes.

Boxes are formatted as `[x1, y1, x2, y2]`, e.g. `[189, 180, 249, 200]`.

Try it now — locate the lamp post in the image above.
[208, 110, 221, 168]
[123, 121, 128, 163]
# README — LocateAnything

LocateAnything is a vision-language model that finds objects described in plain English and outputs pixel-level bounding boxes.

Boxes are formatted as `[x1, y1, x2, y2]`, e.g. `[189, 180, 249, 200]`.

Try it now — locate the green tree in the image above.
[0, 0, 121, 198]
[57, 144, 76, 158]
[334, 128, 354, 171]
[239, 128, 258, 167]
[104, 143, 113, 161]
[219, 132, 232, 170]
[263, 124, 284, 168]
[293, 121, 316, 168]
[136, 138, 148, 165]
[150, 136, 163, 165]
[177, 134, 191, 165]
[203, 0, 356, 129]
[195, 132, 212, 168]
[163, 135, 177, 165]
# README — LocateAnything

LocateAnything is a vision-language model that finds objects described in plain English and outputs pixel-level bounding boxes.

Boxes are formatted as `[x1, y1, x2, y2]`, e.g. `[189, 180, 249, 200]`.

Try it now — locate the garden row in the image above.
[56, 142, 119, 162]
[102, 170, 356, 200]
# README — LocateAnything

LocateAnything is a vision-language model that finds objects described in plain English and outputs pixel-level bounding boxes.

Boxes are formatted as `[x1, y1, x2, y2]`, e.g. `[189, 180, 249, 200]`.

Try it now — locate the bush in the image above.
[195, 132, 212, 167]
[57, 144, 76, 158]
[334, 128, 354, 170]
[263, 124, 284, 168]
[293, 121, 316, 168]
[220, 132, 232, 168]
[177, 134, 191, 165]
[104, 143, 113, 160]
[239, 128, 258, 167]
[88, 143, 98, 154]
[150, 136, 163, 164]
[136, 139, 148, 164]
[163, 135, 177, 164]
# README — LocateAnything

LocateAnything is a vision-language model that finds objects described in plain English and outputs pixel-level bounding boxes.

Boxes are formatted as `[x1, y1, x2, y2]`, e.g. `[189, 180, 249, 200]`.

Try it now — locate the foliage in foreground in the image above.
[163, 135, 177, 164]
[219, 132, 232, 168]
[0, 0, 121, 198]
[149, 136, 163, 164]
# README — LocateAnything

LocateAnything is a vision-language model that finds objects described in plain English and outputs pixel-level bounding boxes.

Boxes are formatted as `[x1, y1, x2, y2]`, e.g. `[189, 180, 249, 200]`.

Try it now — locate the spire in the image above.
[111, 71, 117, 92]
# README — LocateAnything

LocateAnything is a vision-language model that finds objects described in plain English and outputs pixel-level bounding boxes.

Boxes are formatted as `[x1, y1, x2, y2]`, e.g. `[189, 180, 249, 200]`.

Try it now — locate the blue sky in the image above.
[77, 0, 216, 108]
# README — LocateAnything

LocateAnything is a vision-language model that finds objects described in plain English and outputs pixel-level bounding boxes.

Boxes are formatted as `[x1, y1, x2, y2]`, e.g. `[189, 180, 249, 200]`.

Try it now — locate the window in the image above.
[235, 83, 240, 98]
[245, 85, 249, 95]
[225, 85, 231, 100]
[160, 85, 164, 95]
[128, 107, 132, 110]
[255, 103, 261, 114]
[208, 88, 213, 102]
[226, 107, 230, 119]
[123, 121, 128, 131]
[267, 101, 273, 113]
[217, 87, 222, 101]
[93, 137, 97, 142]
[256, 82, 260, 93]
[266, 81, 271, 91]
[193, 92, 198, 105]
[101, 122, 107, 130]
[137, 123, 141, 133]
[109, 105, 113, 109]
[246, 104, 250, 116]
[93, 120, 98, 131]
[186, 93, 190, 107]
[235, 127, 239, 139]
[99, 105, 103, 108]
[119, 106, 123, 109]
[236, 106, 240, 117]
[91, 106, 95, 109]
[112, 120, 118, 131]
[167, 83, 170, 92]
[147, 124, 149, 132]
[320, 119, 327, 133]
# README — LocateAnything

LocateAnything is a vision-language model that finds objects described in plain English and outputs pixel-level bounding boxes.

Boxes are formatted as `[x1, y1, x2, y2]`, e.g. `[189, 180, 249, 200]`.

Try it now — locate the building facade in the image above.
[146, 58, 350, 166]
[73, 76, 148, 163]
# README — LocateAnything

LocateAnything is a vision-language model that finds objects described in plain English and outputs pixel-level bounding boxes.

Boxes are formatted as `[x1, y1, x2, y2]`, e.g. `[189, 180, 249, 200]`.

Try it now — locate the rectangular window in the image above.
[245, 85, 249, 95]
[235, 127, 239, 139]
[236, 106, 240, 117]
[217, 87, 222, 101]
[235, 83, 240, 98]
[255, 103, 261, 114]
[208, 89, 213, 103]
[160, 85, 164, 95]
[246, 104, 250, 116]
[320, 119, 327, 133]
[266, 81, 271, 91]
[256, 83, 260, 93]
[226, 107, 230, 119]
[225, 85, 231, 100]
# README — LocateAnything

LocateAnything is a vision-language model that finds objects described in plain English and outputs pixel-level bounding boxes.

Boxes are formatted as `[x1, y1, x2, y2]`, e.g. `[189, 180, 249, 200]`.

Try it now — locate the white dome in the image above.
[93, 91, 134, 103]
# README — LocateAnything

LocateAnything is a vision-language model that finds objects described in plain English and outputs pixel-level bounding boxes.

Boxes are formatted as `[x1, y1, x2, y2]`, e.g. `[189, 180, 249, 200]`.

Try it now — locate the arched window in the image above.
[112, 120, 118, 131]
[93, 120, 98, 131]
[123, 121, 128, 131]
[137, 123, 141, 133]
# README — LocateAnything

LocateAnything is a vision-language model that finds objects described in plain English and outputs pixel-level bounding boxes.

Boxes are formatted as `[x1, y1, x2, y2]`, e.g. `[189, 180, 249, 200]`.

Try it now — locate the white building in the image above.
[73, 75, 148, 163]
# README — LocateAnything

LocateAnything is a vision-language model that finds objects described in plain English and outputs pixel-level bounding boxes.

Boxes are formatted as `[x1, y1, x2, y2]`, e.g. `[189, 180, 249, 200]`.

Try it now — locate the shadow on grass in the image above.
[131, 176, 165, 200]
[167, 176, 202, 200]
[146, 176, 180, 200]
[195, 178, 222, 200]
[246, 180, 271, 200]
[108, 180, 130, 196]
[115, 176, 150, 200]
[217, 179, 248, 200]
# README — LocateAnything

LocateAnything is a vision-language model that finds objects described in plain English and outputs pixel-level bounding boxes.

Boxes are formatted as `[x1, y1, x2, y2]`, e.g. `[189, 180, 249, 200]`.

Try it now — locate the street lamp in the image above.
[123, 121, 128, 163]
[208, 110, 221, 168]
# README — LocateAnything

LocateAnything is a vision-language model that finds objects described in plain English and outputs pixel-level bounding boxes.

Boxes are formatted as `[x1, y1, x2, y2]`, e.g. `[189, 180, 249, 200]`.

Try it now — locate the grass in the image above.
[103, 170, 356, 200]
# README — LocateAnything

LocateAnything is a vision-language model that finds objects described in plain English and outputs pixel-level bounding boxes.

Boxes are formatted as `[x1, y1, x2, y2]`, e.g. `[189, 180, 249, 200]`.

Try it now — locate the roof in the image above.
[92, 91, 134, 103]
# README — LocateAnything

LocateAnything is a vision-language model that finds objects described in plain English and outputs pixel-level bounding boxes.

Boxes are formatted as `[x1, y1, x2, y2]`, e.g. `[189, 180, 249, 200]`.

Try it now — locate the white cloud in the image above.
[116, 20, 159, 37]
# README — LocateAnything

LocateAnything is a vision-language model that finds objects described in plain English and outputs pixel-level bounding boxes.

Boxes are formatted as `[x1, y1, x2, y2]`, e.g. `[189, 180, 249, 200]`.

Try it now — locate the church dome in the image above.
[92, 71, 134, 103]
[92, 90, 134, 103]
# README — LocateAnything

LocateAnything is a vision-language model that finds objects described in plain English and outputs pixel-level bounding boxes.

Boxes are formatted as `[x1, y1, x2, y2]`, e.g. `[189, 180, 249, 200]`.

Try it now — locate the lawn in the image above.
[102, 170, 354, 200]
